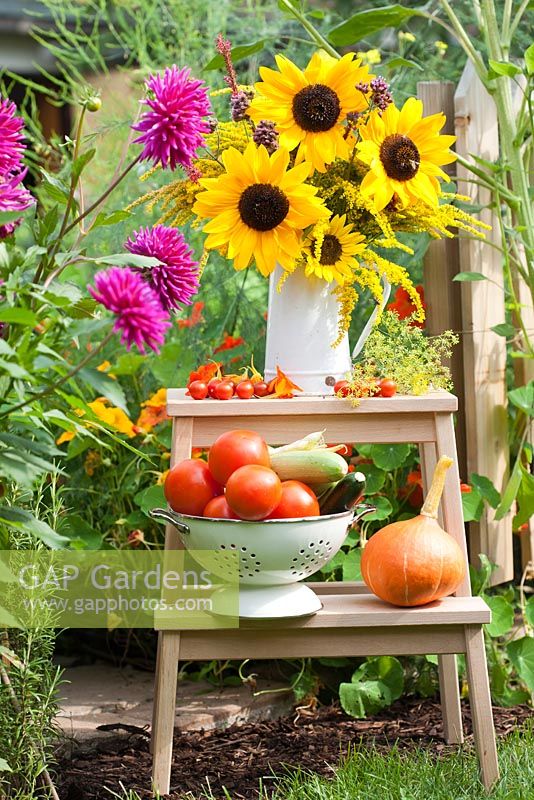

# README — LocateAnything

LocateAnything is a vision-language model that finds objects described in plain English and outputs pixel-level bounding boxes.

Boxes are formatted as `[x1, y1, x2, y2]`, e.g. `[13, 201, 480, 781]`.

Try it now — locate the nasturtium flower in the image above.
[302, 215, 366, 285]
[193, 142, 328, 276]
[248, 51, 373, 173]
[356, 97, 456, 211]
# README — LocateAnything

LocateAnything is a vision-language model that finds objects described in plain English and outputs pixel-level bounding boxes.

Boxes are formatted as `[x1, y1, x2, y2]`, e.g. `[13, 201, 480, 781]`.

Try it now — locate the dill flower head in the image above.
[89, 267, 171, 354]
[125, 224, 200, 311]
[133, 65, 212, 170]
[0, 98, 26, 174]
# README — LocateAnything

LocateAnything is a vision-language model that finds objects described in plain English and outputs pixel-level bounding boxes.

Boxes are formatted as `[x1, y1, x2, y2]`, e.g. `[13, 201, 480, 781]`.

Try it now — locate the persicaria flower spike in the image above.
[0, 98, 26, 174]
[89, 267, 171, 354]
[133, 65, 212, 171]
[125, 225, 200, 312]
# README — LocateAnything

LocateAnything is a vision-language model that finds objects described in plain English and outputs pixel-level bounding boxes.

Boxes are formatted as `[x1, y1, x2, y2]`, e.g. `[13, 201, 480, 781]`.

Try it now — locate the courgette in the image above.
[319, 472, 366, 514]
[269, 448, 348, 485]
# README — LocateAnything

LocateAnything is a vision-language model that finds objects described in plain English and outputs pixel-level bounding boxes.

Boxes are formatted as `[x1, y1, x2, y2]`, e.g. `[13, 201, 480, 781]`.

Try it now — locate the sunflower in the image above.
[193, 142, 328, 276]
[356, 97, 456, 211]
[248, 51, 373, 173]
[302, 215, 366, 285]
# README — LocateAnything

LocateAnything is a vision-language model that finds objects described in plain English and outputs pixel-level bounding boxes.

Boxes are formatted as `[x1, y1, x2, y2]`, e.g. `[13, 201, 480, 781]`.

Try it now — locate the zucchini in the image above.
[269, 449, 348, 485]
[319, 472, 366, 514]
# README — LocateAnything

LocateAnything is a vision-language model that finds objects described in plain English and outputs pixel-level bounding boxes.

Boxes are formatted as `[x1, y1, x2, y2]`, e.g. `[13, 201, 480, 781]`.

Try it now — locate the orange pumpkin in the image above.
[361, 456, 465, 607]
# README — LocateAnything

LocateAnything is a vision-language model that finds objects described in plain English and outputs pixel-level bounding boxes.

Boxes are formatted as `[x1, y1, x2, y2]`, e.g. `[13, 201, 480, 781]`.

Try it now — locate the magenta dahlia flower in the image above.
[0, 98, 26, 174]
[89, 267, 171, 354]
[132, 65, 211, 170]
[125, 225, 199, 311]
[0, 169, 35, 238]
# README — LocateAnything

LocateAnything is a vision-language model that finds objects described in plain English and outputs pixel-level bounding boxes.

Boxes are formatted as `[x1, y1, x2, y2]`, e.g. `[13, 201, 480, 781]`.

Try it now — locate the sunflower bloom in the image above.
[193, 143, 328, 276]
[356, 98, 456, 211]
[248, 51, 373, 173]
[303, 215, 366, 285]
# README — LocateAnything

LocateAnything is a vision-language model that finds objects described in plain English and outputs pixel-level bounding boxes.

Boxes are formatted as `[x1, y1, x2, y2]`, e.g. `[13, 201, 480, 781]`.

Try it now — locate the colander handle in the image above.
[351, 503, 377, 524]
[150, 507, 191, 536]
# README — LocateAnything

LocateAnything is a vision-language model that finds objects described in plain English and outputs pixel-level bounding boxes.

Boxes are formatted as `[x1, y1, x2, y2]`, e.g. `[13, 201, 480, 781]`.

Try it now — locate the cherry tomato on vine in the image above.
[203, 495, 239, 519]
[214, 381, 235, 400]
[226, 465, 282, 520]
[254, 381, 270, 397]
[236, 380, 254, 399]
[378, 378, 397, 398]
[334, 380, 351, 397]
[188, 380, 208, 400]
[208, 429, 270, 485]
[164, 459, 221, 516]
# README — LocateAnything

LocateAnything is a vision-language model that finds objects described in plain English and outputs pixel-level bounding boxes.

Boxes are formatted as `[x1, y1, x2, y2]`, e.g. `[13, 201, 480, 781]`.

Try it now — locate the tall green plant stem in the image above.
[277, 0, 339, 59]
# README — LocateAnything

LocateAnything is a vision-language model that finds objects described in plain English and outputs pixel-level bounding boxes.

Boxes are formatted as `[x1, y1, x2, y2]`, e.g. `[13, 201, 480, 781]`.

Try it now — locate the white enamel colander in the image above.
[150, 505, 374, 619]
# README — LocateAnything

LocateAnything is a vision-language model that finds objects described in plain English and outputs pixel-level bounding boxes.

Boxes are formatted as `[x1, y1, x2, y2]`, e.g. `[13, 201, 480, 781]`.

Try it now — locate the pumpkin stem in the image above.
[421, 456, 453, 519]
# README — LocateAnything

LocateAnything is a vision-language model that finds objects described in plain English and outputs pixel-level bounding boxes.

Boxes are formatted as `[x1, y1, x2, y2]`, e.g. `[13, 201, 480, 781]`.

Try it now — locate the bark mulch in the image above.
[58, 699, 533, 800]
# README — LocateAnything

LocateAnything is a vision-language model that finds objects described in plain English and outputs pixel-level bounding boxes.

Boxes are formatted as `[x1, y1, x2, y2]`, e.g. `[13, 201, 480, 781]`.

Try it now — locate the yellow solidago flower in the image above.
[193, 142, 328, 276]
[357, 49, 381, 66]
[303, 215, 366, 285]
[248, 51, 373, 173]
[356, 97, 456, 210]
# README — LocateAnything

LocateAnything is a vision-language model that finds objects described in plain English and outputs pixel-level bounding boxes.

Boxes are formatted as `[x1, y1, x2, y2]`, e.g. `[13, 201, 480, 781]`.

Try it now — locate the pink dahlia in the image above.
[89, 267, 171, 354]
[0, 98, 26, 174]
[0, 169, 35, 238]
[125, 225, 199, 311]
[132, 65, 211, 170]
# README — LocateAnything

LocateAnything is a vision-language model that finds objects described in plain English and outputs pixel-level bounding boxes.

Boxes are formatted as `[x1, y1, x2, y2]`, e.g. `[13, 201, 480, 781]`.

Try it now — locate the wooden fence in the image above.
[418, 61, 533, 584]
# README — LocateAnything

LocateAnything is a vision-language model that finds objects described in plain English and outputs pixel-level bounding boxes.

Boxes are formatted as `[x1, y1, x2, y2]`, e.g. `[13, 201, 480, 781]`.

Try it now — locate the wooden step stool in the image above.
[151, 390, 498, 795]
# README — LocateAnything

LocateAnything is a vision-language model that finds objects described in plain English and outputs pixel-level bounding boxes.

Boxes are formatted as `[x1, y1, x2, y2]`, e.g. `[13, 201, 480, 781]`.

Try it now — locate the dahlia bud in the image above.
[230, 89, 253, 122]
[252, 120, 279, 154]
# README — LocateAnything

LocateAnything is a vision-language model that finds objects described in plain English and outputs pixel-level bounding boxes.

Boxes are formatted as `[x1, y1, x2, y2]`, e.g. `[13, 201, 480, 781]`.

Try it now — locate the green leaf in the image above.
[525, 43, 534, 75]
[361, 495, 392, 521]
[0, 307, 37, 326]
[461, 487, 483, 522]
[112, 353, 146, 376]
[469, 473, 501, 508]
[507, 636, 534, 691]
[514, 465, 534, 528]
[482, 593, 514, 637]
[87, 253, 162, 268]
[339, 656, 404, 718]
[0, 505, 69, 549]
[328, 6, 422, 46]
[91, 209, 132, 229]
[469, 554, 496, 596]
[494, 454, 523, 520]
[57, 514, 103, 549]
[0, 432, 62, 458]
[355, 463, 386, 494]
[134, 484, 166, 516]
[0, 210, 24, 226]
[508, 382, 534, 416]
[358, 443, 411, 470]
[525, 597, 534, 628]
[453, 272, 487, 282]
[342, 549, 362, 581]
[72, 147, 96, 184]
[204, 40, 265, 71]
[487, 59, 522, 80]
[491, 323, 516, 337]
[78, 367, 128, 412]
[0, 758, 12, 772]
[0, 358, 31, 379]
[386, 57, 423, 71]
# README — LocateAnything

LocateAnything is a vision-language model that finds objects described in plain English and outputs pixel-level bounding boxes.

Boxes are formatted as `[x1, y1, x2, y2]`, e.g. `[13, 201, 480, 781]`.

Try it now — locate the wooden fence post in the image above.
[454, 61, 514, 584]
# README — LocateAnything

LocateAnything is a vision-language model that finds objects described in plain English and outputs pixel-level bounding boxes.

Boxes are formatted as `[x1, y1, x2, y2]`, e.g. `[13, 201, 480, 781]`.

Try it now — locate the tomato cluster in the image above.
[333, 378, 397, 398]
[188, 378, 270, 401]
[164, 429, 319, 521]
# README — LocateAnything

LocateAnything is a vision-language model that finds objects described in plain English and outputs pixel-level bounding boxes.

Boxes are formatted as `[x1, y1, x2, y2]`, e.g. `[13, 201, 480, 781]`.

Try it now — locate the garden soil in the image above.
[58, 698, 533, 799]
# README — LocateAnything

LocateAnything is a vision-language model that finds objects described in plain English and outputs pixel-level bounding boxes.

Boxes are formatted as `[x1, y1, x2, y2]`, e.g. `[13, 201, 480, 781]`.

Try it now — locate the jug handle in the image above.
[351, 273, 392, 359]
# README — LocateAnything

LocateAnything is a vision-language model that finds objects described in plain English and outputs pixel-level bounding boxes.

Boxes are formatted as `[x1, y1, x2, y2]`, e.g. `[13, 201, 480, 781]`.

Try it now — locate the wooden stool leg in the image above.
[420, 443, 463, 744]
[152, 631, 181, 796]
[464, 625, 499, 791]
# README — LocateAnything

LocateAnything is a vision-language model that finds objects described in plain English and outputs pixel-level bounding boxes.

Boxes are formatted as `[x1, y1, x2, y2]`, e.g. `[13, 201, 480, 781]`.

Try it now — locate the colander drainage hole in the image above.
[255, 561, 261, 566]
[250, 553, 256, 558]
[230, 544, 236, 549]
[292, 557, 298, 562]
[241, 546, 247, 552]
[220, 544, 226, 549]
[318, 539, 324, 544]
[314, 549, 320, 555]
[299, 549, 305, 554]
[309, 542, 315, 548]
[248, 572, 254, 577]
[254, 568, 260, 573]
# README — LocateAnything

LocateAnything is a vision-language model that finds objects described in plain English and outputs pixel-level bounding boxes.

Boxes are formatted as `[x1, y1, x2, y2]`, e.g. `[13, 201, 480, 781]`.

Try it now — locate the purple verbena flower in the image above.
[88, 267, 171, 354]
[0, 98, 26, 174]
[125, 224, 199, 312]
[132, 65, 212, 171]
[230, 89, 253, 122]
[370, 77, 393, 111]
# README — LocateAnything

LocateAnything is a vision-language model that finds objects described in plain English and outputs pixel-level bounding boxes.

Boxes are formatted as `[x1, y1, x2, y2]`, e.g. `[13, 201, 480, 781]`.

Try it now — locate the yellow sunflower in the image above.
[302, 215, 366, 285]
[192, 142, 328, 277]
[356, 97, 457, 211]
[248, 51, 373, 173]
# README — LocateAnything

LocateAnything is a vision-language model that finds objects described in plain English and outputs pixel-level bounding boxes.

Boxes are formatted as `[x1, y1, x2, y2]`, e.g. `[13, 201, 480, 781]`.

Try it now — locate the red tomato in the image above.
[208, 378, 221, 398]
[236, 380, 254, 399]
[203, 495, 239, 519]
[378, 378, 397, 398]
[226, 465, 282, 520]
[188, 380, 208, 400]
[334, 380, 351, 397]
[254, 381, 270, 397]
[214, 381, 235, 400]
[208, 429, 270, 485]
[164, 459, 221, 516]
[266, 480, 320, 519]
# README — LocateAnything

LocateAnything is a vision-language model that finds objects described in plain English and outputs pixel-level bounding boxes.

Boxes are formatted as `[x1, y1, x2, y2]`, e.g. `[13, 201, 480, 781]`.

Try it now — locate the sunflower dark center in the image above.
[292, 84, 341, 133]
[238, 183, 290, 231]
[316, 234, 343, 265]
[379, 134, 420, 181]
